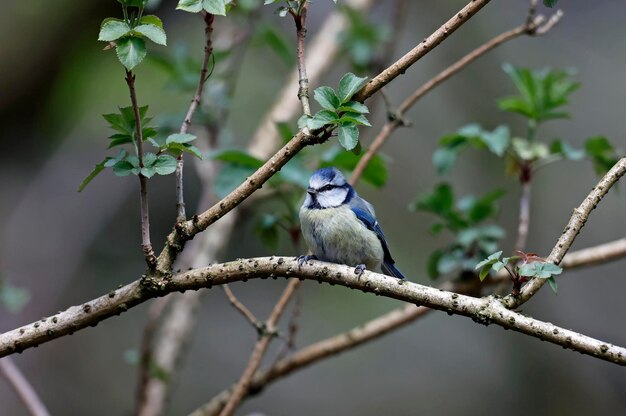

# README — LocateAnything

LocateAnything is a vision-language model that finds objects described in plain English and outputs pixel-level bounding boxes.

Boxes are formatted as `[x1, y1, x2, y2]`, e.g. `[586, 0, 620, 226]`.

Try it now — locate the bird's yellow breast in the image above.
[299, 205, 384, 270]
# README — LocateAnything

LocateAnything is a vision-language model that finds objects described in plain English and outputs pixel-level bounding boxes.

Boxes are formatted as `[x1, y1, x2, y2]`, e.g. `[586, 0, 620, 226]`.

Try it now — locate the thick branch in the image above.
[0, 357, 50, 416]
[2, 258, 625, 366]
[506, 157, 626, 306]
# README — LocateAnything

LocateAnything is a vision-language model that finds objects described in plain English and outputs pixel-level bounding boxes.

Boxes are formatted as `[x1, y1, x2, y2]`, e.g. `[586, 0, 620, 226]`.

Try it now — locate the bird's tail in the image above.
[382, 262, 406, 280]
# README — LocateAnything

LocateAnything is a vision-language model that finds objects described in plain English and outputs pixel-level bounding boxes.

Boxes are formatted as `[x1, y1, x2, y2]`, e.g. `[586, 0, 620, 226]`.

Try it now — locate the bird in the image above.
[299, 167, 405, 279]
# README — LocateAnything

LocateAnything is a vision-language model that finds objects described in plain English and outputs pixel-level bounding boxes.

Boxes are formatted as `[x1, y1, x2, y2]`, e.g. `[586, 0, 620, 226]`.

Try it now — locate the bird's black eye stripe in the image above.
[320, 184, 335, 192]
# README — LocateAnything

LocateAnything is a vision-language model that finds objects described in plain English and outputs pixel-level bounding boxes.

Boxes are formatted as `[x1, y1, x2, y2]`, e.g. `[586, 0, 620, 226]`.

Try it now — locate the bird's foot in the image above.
[354, 264, 366, 277]
[297, 254, 318, 268]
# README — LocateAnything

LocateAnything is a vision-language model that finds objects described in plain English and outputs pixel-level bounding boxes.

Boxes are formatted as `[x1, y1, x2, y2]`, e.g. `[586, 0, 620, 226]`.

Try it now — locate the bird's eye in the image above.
[320, 184, 334, 192]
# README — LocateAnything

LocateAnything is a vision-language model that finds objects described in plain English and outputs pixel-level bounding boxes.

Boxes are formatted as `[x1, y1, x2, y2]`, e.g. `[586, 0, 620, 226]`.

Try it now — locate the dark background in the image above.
[1, 0, 625, 415]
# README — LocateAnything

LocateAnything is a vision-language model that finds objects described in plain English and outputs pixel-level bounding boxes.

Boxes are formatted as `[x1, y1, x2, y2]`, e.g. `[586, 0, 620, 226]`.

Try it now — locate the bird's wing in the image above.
[348, 196, 394, 264]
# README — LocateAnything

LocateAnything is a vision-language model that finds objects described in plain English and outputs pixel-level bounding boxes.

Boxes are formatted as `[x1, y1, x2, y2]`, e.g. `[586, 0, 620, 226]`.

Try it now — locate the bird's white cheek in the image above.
[317, 189, 347, 208]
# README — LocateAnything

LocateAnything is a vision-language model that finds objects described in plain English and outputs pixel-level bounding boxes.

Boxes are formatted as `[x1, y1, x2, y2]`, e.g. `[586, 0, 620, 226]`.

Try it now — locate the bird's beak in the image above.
[307, 187, 317, 196]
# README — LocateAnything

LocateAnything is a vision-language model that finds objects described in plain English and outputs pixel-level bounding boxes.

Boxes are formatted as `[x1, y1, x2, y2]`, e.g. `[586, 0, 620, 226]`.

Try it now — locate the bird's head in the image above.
[304, 167, 353, 209]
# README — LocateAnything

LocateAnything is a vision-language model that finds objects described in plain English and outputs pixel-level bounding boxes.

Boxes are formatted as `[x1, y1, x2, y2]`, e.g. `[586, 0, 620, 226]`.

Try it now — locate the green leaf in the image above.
[511, 138, 549, 161]
[543, 0, 559, 7]
[166, 133, 197, 144]
[113, 160, 136, 176]
[134, 24, 167, 46]
[338, 101, 369, 114]
[116, 36, 147, 70]
[275, 122, 294, 143]
[475, 251, 502, 270]
[168, 143, 204, 159]
[202, 0, 227, 15]
[584, 136, 620, 175]
[99, 19, 131, 42]
[550, 139, 584, 161]
[0, 283, 30, 314]
[337, 72, 368, 103]
[339, 113, 371, 127]
[78, 160, 107, 192]
[307, 110, 340, 129]
[480, 125, 510, 157]
[177, 0, 203, 12]
[118, 0, 148, 6]
[139, 15, 164, 29]
[143, 152, 158, 167]
[546, 276, 558, 293]
[337, 123, 359, 150]
[154, 154, 177, 175]
[313, 86, 341, 111]
[412, 183, 454, 215]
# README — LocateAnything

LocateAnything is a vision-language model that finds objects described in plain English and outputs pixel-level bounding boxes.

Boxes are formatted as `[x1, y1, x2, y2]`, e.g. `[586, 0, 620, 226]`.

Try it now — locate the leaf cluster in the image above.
[299, 72, 371, 151]
[411, 183, 505, 279]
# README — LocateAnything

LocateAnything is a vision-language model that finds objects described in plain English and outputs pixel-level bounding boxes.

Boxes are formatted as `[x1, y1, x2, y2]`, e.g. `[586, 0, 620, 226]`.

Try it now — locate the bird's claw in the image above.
[297, 254, 318, 268]
[354, 264, 366, 277]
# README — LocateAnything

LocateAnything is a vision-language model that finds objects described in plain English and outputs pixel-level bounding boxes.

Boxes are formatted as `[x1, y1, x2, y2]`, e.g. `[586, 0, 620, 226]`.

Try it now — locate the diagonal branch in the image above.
[0, 357, 50, 416]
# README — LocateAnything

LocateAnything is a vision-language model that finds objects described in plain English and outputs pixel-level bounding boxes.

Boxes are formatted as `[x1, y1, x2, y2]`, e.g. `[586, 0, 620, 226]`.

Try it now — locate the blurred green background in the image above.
[1, 0, 625, 415]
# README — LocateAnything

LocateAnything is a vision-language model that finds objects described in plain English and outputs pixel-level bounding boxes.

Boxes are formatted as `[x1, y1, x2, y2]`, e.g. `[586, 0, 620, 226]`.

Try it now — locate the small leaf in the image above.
[313, 86, 341, 111]
[177, 0, 203, 12]
[0, 283, 30, 314]
[154, 154, 177, 175]
[166, 133, 197, 144]
[550, 139, 584, 161]
[78, 160, 107, 192]
[113, 160, 136, 176]
[99, 19, 131, 42]
[134, 24, 167, 46]
[211, 150, 263, 169]
[543, 0, 559, 7]
[337, 72, 368, 103]
[307, 110, 340, 129]
[339, 113, 371, 127]
[337, 123, 359, 150]
[546, 276, 558, 293]
[256, 24, 294, 66]
[202, 0, 227, 15]
[143, 152, 158, 167]
[116, 36, 147, 70]
[338, 101, 369, 114]
[139, 15, 164, 29]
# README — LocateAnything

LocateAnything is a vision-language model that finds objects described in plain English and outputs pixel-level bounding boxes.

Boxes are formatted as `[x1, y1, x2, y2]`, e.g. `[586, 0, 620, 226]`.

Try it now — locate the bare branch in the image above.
[561, 238, 626, 269]
[125, 70, 156, 269]
[219, 279, 301, 416]
[291, 2, 311, 116]
[514, 181, 532, 251]
[222, 285, 262, 331]
[0, 357, 50, 416]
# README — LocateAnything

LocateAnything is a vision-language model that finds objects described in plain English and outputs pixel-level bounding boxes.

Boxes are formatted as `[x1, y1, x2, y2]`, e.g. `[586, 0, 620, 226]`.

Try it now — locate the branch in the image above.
[125, 70, 156, 269]
[291, 3, 311, 116]
[351, 12, 560, 185]
[222, 285, 262, 332]
[561, 237, 626, 269]
[0, 357, 50, 416]
[514, 180, 532, 251]
[154, 0, 491, 274]
[505, 157, 626, 307]
[219, 279, 301, 416]
[175, 12, 215, 223]
[3, 258, 625, 366]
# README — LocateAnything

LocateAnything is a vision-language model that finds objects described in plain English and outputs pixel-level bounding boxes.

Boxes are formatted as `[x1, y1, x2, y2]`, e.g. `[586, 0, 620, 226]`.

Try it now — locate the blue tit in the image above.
[299, 167, 405, 279]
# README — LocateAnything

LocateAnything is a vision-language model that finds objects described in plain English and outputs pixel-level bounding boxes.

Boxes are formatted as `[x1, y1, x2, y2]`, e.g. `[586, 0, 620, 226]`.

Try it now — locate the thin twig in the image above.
[219, 279, 302, 416]
[175, 12, 215, 223]
[0, 357, 50, 416]
[514, 180, 532, 251]
[291, 2, 311, 116]
[222, 285, 263, 332]
[125, 70, 156, 269]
